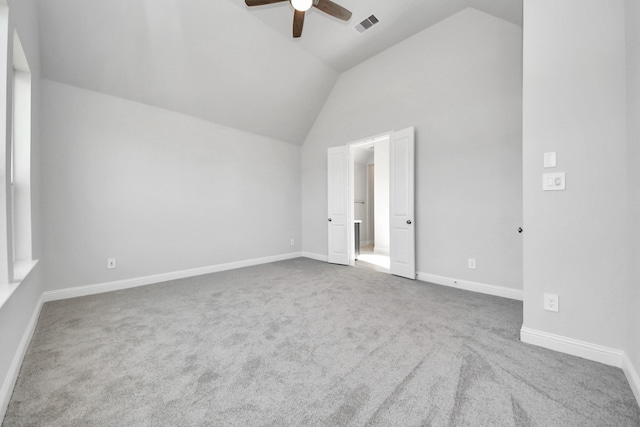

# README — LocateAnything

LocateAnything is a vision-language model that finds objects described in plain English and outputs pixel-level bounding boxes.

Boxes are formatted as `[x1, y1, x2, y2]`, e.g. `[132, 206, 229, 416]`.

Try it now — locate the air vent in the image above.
[355, 15, 379, 34]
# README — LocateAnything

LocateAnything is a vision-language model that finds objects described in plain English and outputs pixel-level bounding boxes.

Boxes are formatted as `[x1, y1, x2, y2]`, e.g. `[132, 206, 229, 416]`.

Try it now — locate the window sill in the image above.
[0, 259, 39, 310]
[14, 259, 38, 282]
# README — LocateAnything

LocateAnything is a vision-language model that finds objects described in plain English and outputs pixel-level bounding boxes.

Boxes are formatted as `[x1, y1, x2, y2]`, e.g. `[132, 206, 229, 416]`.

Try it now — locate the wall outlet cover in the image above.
[544, 293, 559, 312]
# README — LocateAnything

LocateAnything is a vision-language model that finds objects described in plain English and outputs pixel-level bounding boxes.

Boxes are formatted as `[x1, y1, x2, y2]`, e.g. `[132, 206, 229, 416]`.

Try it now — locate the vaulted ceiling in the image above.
[36, 0, 522, 144]
[236, 0, 522, 72]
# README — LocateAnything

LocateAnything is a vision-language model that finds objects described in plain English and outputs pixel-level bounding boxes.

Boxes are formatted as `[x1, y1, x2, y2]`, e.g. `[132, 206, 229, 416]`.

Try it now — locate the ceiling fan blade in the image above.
[293, 10, 305, 38]
[245, 0, 288, 6]
[313, 0, 352, 21]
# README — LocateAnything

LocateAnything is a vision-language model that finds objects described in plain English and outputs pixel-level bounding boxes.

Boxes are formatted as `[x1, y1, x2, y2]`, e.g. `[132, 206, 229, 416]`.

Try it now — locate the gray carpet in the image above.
[3, 258, 639, 426]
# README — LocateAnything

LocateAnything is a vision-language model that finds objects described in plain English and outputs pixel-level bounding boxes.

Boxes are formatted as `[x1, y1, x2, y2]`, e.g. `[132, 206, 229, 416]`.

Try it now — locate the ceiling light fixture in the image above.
[291, 0, 313, 12]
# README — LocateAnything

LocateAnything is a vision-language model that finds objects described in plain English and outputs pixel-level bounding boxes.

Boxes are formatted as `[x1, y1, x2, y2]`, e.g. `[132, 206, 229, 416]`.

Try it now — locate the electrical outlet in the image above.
[290, 238, 295, 246]
[544, 293, 559, 312]
[468, 258, 476, 269]
[107, 258, 116, 269]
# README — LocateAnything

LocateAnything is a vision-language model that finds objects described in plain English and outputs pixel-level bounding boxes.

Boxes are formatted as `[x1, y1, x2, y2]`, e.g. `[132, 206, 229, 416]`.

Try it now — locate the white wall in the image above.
[626, 0, 640, 388]
[522, 0, 628, 350]
[301, 8, 523, 289]
[373, 139, 389, 254]
[0, 0, 43, 420]
[41, 80, 301, 291]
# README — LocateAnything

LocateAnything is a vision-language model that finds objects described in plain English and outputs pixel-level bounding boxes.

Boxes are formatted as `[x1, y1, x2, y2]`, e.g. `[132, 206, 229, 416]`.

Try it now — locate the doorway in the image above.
[327, 127, 415, 279]
[350, 138, 391, 273]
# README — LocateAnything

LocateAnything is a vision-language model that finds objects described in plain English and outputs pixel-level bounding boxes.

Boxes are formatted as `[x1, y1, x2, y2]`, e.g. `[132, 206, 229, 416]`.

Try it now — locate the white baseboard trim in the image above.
[417, 272, 523, 301]
[0, 293, 45, 422]
[520, 327, 623, 368]
[361, 240, 373, 247]
[374, 248, 389, 256]
[43, 252, 302, 302]
[623, 352, 640, 406]
[301, 252, 328, 262]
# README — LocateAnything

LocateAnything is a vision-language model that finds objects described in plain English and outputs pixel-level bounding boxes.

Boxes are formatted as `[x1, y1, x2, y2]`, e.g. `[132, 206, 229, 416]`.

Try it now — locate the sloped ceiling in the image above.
[37, 0, 339, 144]
[235, 0, 522, 72]
[37, 0, 521, 145]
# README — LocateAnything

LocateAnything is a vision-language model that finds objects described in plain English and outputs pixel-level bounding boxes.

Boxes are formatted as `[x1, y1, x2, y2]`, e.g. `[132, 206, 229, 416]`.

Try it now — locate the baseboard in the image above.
[301, 252, 328, 262]
[417, 272, 523, 301]
[374, 247, 389, 255]
[520, 327, 623, 368]
[43, 252, 302, 302]
[623, 352, 640, 406]
[0, 293, 45, 422]
[361, 240, 373, 246]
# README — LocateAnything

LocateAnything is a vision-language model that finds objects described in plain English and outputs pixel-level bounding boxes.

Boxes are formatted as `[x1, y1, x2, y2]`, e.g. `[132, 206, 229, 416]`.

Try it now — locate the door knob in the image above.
[407, 220, 412, 225]
[518, 227, 523, 234]
[328, 218, 332, 222]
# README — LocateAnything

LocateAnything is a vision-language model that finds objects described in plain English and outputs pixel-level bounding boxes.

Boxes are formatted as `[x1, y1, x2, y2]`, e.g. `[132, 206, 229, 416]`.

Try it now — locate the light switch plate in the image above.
[544, 152, 557, 168]
[543, 172, 566, 191]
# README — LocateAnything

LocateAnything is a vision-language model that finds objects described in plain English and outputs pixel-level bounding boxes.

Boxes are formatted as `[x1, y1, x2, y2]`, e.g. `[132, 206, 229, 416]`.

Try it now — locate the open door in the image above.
[327, 146, 350, 265]
[389, 127, 415, 279]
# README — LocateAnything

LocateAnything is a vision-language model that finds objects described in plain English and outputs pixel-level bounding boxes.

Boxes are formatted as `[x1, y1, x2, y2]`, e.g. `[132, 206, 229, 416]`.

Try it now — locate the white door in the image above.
[327, 146, 350, 265]
[389, 127, 415, 279]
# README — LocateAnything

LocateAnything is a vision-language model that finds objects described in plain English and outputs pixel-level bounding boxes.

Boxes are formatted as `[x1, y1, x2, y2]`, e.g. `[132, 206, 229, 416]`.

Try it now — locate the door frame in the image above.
[347, 131, 392, 266]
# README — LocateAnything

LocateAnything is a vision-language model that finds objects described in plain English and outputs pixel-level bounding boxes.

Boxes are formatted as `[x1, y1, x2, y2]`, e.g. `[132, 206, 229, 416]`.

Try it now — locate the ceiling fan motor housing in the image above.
[291, 0, 313, 12]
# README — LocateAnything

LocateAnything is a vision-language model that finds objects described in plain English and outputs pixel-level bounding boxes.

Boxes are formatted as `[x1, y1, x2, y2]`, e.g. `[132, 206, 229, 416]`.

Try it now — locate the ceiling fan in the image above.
[245, 0, 352, 38]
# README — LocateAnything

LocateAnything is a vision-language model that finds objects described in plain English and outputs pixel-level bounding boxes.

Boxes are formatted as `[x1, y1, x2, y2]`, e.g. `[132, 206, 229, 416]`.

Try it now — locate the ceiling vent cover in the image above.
[355, 15, 379, 33]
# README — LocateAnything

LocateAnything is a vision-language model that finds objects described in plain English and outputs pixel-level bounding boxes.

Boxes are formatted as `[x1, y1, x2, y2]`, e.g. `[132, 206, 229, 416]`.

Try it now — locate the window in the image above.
[11, 33, 32, 258]
[0, 2, 37, 306]
[0, 1, 10, 286]
[10, 31, 33, 281]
